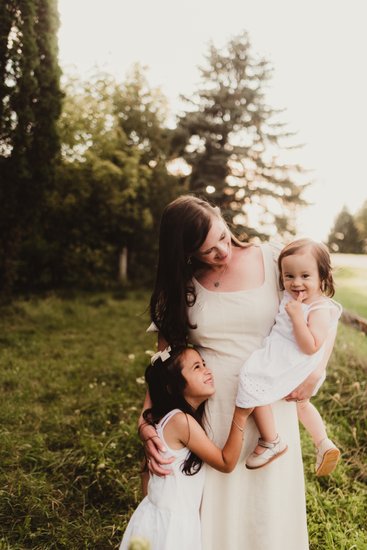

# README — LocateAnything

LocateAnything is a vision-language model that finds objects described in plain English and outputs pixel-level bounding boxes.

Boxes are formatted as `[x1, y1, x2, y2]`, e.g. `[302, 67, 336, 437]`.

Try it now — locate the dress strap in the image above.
[155, 409, 188, 457]
[261, 243, 283, 301]
[146, 321, 158, 333]
[157, 409, 182, 429]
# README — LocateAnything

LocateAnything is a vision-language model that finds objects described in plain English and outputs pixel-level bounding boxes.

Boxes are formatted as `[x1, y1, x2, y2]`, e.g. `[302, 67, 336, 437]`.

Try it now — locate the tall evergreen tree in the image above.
[0, 0, 62, 293]
[174, 32, 308, 239]
[327, 206, 363, 253]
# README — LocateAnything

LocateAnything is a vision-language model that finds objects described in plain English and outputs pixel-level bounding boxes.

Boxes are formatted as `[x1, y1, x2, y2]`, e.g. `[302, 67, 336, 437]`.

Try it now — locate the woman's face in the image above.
[193, 216, 232, 267]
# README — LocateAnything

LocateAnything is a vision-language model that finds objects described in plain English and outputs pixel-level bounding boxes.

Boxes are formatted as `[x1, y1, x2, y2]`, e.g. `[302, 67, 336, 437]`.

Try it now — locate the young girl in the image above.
[120, 346, 252, 550]
[236, 238, 342, 475]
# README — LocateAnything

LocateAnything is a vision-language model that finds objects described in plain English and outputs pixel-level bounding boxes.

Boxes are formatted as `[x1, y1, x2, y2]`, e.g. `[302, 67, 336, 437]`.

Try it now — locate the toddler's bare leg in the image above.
[297, 399, 340, 476]
[296, 400, 327, 445]
[245, 405, 288, 469]
[253, 405, 277, 454]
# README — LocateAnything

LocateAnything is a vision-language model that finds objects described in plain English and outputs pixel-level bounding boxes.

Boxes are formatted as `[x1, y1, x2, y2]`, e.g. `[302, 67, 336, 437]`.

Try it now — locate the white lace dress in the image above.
[187, 243, 309, 550]
[120, 409, 205, 550]
[236, 292, 342, 407]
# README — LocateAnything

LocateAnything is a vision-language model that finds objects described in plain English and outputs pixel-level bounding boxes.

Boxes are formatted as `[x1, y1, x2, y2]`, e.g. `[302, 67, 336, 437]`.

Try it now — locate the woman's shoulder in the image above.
[260, 240, 284, 261]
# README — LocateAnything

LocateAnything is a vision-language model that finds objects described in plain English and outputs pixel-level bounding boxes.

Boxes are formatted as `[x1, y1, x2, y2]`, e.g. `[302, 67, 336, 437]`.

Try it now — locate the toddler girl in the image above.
[236, 238, 342, 475]
[120, 346, 252, 550]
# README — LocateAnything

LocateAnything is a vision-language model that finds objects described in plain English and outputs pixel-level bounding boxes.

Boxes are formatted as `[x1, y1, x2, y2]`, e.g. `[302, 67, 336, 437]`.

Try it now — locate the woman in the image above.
[139, 195, 336, 549]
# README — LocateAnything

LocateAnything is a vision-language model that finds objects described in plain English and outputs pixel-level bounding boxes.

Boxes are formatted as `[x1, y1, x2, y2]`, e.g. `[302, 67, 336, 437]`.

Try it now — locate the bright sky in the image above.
[58, 0, 367, 241]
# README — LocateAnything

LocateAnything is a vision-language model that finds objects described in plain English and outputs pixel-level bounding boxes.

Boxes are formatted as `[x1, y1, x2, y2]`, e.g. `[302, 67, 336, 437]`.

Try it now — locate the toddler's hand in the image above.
[285, 292, 305, 318]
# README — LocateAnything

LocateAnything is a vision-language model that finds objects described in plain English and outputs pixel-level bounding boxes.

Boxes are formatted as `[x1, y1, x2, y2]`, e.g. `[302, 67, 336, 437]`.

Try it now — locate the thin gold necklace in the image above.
[213, 262, 229, 287]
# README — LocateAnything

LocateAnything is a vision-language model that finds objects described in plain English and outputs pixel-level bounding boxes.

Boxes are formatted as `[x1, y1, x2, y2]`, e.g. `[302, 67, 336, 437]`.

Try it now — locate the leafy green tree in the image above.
[45, 69, 181, 287]
[174, 31, 308, 239]
[113, 65, 184, 278]
[113, 63, 171, 165]
[327, 206, 363, 253]
[0, 0, 62, 293]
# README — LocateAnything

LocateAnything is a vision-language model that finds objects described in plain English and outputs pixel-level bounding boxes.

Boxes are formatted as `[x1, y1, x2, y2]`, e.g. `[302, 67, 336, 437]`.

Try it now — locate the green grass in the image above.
[334, 266, 367, 319]
[0, 290, 155, 549]
[0, 290, 366, 549]
[303, 321, 367, 549]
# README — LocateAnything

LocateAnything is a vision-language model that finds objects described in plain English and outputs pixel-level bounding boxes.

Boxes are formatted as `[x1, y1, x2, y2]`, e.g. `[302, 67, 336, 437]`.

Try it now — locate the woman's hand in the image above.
[139, 422, 174, 476]
[285, 368, 323, 402]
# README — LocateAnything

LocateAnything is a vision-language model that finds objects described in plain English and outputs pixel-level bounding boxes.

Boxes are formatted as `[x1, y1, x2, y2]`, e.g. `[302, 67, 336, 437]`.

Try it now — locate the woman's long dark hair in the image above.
[150, 195, 247, 345]
[143, 346, 206, 475]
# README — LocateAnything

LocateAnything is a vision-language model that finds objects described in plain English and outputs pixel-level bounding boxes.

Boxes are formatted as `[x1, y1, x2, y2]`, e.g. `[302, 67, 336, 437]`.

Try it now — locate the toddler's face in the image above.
[281, 249, 322, 303]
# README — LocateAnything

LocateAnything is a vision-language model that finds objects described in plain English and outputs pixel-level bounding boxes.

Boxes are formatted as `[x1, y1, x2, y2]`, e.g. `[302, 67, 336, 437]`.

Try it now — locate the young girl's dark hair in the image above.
[150, 195, 249, 345]
[278, 238, 335, 297]
[143, 346, 206, 475]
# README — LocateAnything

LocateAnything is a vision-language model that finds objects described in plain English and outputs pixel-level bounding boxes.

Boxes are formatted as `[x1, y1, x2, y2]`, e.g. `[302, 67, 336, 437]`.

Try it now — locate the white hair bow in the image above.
[150, 346, 172, 365]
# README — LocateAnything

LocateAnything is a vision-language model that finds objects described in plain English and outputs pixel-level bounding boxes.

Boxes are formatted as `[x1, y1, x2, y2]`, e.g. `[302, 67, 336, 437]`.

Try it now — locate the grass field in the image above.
[0, 289, 366, 549]
[332, 254, 367, 319]
[334, 267, 367, 320]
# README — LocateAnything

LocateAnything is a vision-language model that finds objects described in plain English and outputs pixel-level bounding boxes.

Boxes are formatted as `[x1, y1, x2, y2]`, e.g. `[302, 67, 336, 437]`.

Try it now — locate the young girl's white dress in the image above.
[119, 409, 205, 550]
[236, 291, 342, 407]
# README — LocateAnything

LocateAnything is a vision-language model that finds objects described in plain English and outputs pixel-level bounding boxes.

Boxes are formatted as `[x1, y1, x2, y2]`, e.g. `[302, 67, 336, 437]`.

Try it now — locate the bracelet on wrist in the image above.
[232, 419, 245, 432]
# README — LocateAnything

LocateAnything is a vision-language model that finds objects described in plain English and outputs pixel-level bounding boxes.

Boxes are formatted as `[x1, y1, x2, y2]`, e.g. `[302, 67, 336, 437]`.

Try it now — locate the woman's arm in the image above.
[138, 390, 175, 476]
[172, 407, 252, 473]
[138, 333, 174, 477]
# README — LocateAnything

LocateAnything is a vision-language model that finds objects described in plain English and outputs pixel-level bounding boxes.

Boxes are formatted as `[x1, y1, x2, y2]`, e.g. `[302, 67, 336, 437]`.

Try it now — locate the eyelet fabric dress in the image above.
[187, 243, 309, 550]
[236, 292, 342, 407]
[120, 409, 205, 550]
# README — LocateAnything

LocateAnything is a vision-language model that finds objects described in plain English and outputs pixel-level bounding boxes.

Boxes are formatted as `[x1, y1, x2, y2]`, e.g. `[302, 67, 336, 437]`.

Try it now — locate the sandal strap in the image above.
[258, 436, 279, 449]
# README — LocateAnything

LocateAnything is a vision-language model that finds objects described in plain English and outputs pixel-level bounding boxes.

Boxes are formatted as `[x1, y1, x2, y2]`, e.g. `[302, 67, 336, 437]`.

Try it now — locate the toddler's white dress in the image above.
[119, 409, 205, 550]
[236, 291, 342, 407]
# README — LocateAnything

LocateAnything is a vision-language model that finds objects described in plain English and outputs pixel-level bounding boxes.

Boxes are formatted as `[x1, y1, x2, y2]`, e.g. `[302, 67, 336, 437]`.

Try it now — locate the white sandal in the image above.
[246, 435, 288, 470]
[316, 438, 340, 476]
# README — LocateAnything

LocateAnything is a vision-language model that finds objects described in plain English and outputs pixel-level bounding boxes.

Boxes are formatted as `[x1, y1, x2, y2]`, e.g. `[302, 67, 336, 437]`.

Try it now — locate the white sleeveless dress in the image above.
[236, 292, 342, 407]
[187, 243, 309, 550]
[120, 409, 205, 550]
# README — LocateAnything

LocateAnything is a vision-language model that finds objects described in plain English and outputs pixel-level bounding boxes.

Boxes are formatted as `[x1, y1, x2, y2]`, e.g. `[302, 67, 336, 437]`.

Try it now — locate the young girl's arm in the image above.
[286, 299, 331, 355]
[168, 407, 252, 473]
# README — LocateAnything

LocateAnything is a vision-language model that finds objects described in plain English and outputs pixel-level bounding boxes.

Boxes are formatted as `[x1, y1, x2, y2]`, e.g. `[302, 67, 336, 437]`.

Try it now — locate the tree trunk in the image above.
[118, 246, 128, 283]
